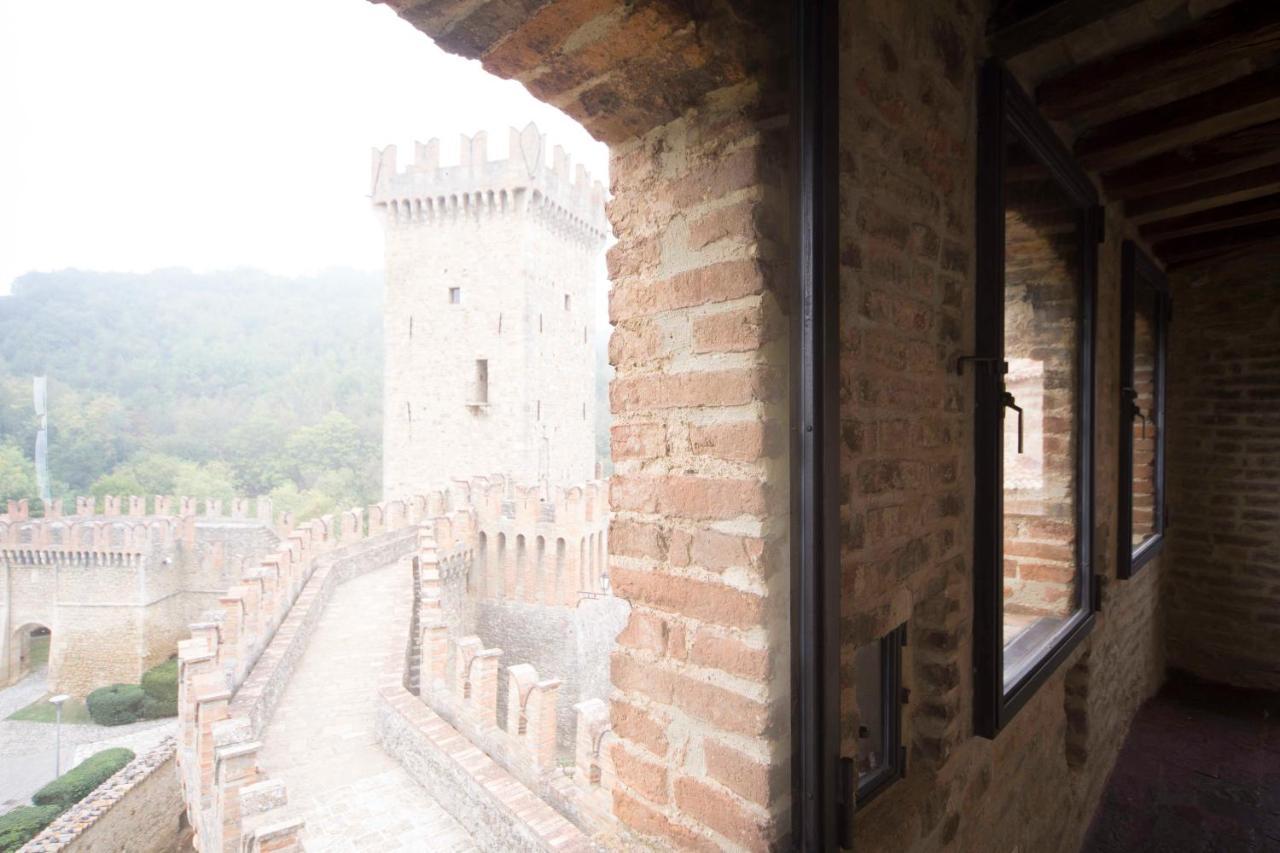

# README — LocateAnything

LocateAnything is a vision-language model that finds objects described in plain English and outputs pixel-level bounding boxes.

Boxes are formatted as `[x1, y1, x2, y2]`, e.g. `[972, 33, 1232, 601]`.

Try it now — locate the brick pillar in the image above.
[179, 496, 196, 515]
[528, 677, 561, 769]
[214, 736, 261, 853]
[472, 649, 502, 729]
[206, 498, 223, 518]
[76, 495, 94, 515]
[104, 495, 120, 516]
[574, 698, 611, 786]
[193, 682, 231, 805]
[604, 97, 790, 849]
[155, 495, 173, 515]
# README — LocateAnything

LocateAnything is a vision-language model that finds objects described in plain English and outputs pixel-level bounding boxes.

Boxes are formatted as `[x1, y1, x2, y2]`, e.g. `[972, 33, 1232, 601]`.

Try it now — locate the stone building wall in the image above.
[837, 2, 1165, 852]
[1167, 256, 1280, 691]
[0, 507, 279, 695]
[375, 128, 608, 499]
[22, 739, 185, 853]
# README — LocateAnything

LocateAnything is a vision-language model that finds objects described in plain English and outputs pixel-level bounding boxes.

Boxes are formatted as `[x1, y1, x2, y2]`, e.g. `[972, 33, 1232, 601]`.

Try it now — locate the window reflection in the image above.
[1131, 287, 1159, 547]
[1000, 134, 1082, 690]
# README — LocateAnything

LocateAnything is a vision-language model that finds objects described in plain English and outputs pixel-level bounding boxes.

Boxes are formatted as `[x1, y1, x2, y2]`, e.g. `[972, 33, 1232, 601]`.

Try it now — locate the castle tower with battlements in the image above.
[372, 123, 609, 500]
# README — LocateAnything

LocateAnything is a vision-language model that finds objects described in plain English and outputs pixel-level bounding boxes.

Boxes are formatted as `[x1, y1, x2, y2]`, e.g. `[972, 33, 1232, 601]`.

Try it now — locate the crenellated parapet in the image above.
[174, 475, 610, 850]
[410, 537, 615, 837]
[371, 122, 609, 245]
[462, 474, 611, 605]
[0, 515, 185, 567]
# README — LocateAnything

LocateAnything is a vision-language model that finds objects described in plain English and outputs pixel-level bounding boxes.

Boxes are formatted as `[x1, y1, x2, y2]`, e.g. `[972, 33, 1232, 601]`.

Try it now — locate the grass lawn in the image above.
[28, 635, 49, 667]
[7, 694, 94, 724]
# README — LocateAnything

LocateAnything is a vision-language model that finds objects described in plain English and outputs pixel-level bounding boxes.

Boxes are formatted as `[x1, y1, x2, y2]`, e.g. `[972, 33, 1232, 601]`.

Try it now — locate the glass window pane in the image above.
[1001, 133, 1082, 691]
[1131, 285, 1159, 548]
[853, 640, 885, 784]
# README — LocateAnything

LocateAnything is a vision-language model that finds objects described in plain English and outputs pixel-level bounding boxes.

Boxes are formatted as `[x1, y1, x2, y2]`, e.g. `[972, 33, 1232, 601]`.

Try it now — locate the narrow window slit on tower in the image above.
[470, 359, 489, 407]
[564, 294, 571, 311]
[449, 287, 461, 304]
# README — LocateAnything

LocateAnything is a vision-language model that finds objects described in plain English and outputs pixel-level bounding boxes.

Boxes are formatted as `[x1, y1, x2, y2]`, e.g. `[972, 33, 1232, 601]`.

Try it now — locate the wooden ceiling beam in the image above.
[1125, 162, 1280, 223]
[1101, 119, 1280, 200]
[988, 0, 1147, 57]
[1155, 219, 1280, 266]
[1165, 237, 1280, 271]
[1140, 193, 1280, 241]
[1075, 67, 1280, 171]
[1037, 0, 1280, 121]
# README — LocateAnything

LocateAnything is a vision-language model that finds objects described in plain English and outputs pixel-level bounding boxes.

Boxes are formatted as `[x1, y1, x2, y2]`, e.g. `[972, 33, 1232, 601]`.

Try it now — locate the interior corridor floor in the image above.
[1081, 672, 1280, 853]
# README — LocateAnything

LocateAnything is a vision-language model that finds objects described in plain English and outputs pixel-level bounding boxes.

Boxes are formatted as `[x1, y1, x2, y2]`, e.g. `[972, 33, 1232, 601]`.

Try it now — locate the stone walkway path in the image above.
[257, 563, 477, 852]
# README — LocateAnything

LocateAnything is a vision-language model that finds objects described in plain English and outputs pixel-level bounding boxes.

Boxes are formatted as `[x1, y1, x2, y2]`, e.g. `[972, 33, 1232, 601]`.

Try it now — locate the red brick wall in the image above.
[837, 2, 1165, 851]
[607, 93, 792, 851]
[1167, 256, 1280, 691]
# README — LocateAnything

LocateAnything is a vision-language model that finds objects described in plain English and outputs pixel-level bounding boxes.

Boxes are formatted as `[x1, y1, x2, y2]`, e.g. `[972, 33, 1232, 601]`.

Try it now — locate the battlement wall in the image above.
[175, 474, 608, 851]
[371, 123, 608, 242]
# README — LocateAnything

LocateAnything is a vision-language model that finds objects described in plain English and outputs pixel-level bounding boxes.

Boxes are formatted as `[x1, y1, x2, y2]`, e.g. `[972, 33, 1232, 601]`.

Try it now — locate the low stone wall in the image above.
[374, 551, 597, 853]
[21, 738, 184, 853]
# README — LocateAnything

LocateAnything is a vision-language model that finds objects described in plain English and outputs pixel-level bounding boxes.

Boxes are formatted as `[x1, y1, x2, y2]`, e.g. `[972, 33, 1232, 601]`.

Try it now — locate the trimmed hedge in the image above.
[0, 804, 62, 852]
[32, 747, 135, 810]
[140, 659, 178, 717]
[86, 684, 145, 726]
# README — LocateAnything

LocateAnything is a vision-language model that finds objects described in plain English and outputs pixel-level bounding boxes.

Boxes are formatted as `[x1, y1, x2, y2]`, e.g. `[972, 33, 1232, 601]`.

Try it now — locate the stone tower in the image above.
[372, 123, 609, 500]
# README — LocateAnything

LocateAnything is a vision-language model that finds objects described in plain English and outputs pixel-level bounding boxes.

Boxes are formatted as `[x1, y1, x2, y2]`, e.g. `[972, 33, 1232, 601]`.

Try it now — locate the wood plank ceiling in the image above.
[991, 0, 1280, 270]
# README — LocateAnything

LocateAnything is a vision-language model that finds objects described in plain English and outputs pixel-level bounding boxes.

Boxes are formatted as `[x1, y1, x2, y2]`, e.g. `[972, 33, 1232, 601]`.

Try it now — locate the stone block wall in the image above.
[1167, 255, 1280, 690]
[21, 738, 185, 853]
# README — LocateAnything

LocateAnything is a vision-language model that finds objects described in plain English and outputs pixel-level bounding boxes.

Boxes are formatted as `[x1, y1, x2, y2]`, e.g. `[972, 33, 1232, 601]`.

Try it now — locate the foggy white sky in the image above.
[0, 0, 610, 294]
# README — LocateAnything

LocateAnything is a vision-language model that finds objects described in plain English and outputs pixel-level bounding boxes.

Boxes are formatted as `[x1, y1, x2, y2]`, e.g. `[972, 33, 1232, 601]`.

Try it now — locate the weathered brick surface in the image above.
[1167, 255, 1280, 690]
[838, 3, 1165, 852]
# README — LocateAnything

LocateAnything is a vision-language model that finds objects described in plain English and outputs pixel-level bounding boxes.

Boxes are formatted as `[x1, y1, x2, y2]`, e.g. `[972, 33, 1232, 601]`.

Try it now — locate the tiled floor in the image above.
[1082, 672, 1280, 853]
[257, 564, 477, 852]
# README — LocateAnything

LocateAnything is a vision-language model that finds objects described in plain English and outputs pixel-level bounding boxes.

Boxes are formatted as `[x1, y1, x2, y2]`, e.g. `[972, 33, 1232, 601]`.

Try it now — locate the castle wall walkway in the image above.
[255, 562, 477, 852]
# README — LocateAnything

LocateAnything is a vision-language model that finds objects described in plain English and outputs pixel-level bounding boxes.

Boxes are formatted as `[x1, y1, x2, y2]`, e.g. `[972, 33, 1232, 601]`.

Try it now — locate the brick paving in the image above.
[257, 563, 477, 852]
[1082, 672, 1280, 853]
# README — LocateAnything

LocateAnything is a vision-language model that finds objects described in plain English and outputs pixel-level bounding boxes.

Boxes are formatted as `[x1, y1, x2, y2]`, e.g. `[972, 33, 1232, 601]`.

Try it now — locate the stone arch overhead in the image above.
[375, 0, 780, 146]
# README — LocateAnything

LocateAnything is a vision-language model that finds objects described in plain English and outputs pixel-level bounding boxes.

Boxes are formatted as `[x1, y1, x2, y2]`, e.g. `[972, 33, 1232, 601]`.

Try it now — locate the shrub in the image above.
[32, 748, 134, 810]
[86, 684, 145, 726]
[0, 804, 62, 852]
[141, 659, 178, 717]
[141, 694, 175, 719]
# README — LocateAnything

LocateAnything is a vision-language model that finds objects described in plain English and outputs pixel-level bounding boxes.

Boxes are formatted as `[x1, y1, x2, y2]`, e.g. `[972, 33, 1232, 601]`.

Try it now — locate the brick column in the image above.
[605, 95, 790, 850]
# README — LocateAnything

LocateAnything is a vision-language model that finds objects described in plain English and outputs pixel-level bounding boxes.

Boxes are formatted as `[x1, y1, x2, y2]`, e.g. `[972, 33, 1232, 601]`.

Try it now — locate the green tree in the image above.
[0, 443, 36, 504]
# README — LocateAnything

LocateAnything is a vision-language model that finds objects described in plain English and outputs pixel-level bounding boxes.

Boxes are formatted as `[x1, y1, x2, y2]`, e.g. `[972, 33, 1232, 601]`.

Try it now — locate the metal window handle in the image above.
[1003, 391, 1023, 453]
[1123, 387, 1148, 438]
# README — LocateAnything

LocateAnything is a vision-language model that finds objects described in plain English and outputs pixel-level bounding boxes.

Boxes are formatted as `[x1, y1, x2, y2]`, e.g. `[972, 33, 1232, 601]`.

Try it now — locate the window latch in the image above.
[1003, 391, 1024, 453]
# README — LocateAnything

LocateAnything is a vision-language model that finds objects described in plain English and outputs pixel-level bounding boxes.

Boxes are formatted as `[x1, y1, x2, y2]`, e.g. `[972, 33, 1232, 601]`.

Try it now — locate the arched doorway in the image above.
[7, 622, 52, 685]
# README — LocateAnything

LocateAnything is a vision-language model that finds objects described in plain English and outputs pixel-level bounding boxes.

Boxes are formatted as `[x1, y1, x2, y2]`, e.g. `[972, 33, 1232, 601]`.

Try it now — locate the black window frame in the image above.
[973, 61, 1100, 738]
[854, 623, 907, 807]
[1118, 241, 1169, 578]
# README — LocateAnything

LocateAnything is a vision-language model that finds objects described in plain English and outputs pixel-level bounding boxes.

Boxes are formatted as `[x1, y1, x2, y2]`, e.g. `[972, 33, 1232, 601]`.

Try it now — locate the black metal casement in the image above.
[1118, 241, 1170, 579]
[791, 0, 842, 849]
[971, 62, 1101, 738]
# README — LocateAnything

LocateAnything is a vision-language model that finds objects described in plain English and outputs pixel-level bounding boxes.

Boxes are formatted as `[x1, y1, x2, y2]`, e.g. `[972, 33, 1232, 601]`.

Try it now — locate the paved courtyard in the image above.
[257, 563, 477, 852]
[0, 668, 174, 813]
